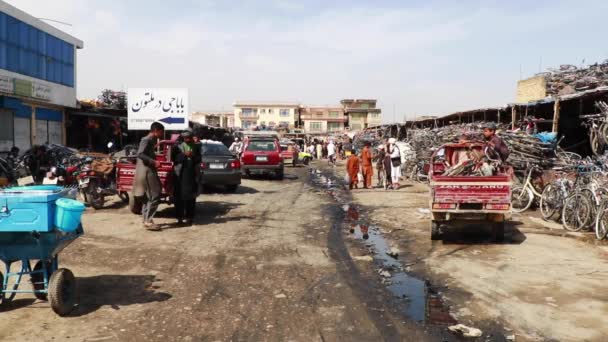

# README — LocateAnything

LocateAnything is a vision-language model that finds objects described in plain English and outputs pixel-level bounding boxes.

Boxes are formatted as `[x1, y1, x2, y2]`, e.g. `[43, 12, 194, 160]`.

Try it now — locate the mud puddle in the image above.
[309, 169, 456, 325]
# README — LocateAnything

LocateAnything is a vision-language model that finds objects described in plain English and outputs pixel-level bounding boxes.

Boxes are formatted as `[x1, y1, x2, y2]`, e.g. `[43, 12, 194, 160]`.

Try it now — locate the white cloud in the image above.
[5, 1, 608, 122]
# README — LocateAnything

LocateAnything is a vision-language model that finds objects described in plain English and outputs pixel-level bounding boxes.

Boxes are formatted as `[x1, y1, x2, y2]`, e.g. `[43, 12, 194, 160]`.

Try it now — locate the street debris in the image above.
[353, 255, 374, 262]
[379, 269, 391, 278]
[448, 324, 483, 338]
[274, 293, 287, 299]
[386, 247, 400, 259]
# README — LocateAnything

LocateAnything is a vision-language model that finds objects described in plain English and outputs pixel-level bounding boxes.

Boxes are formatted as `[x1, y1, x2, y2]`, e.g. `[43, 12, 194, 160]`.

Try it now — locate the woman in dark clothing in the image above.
[382, 143, 392, 188]
[173, 130, 201, 225]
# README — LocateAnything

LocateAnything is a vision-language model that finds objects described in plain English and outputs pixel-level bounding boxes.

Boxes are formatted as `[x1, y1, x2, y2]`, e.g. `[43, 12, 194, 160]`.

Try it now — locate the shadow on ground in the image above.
[73, 274, 171, 316]
[440, 223, 527, 245]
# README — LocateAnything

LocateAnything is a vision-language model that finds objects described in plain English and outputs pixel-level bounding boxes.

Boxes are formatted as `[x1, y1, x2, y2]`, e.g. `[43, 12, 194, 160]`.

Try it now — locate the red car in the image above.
[241, 136, 284, 180]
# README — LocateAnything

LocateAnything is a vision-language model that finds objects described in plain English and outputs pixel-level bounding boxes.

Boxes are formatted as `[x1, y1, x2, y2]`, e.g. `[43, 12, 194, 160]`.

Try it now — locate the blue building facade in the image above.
[0, 2, 83, 152]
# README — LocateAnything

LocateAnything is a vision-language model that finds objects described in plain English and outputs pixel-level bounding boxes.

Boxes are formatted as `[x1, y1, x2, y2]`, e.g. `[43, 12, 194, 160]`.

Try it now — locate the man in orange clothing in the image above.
[346, 148, 360, 190]
[360, 142, 373, 189]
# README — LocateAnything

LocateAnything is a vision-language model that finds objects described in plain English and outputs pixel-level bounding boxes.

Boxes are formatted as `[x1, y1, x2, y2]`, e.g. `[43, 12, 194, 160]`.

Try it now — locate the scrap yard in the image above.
[1, 1, 608, 342]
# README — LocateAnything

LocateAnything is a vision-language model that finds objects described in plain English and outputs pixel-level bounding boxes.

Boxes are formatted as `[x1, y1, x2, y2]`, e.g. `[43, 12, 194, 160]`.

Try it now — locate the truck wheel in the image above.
[129, 195, 143, 215]
[118, 192, 129, 204]
[431, 221, 442, 240]
[303, 157, 310, 165]
[276, 169, 284, 180]
[494, 222, 505, 243]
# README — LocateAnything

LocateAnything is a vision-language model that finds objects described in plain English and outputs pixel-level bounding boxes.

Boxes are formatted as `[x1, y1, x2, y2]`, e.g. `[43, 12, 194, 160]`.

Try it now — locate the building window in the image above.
[280, 109, 290, 117]
[268, 108, 274, 114]
[279, 121, 290, 127]
[242, 108, 257, 117]
[260, 121, 266, 126]
[359, 103, 370, 109]
[329, 111, 341, 117]
[0, 12, 75, 87]
[315, 111, 323, 117]
[350, 123, 362, 130]
[370, 113, 380, 118]
[327, 122, 341, 132]
[260, 108, 266, 114]
[268, 121, 276, 127]
[310, 122, 322, 132]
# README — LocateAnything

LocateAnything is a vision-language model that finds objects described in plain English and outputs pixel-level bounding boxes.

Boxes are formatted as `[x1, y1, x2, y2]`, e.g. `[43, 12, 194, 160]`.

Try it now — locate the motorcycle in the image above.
[78, 143, 128, 209]
[43, 158, 83, 186]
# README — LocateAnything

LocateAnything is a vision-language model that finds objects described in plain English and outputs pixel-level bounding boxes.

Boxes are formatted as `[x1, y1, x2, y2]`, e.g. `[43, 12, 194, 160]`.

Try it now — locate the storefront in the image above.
[0, 2, 83, 153]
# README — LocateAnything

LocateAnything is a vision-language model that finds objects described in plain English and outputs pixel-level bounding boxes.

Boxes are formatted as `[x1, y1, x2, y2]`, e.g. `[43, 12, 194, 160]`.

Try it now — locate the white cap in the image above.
[388, 138, 396, 144]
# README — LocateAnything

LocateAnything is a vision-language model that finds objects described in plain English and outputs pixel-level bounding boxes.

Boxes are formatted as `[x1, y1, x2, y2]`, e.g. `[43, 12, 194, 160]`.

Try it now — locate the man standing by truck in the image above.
[133, 122, 165, 231]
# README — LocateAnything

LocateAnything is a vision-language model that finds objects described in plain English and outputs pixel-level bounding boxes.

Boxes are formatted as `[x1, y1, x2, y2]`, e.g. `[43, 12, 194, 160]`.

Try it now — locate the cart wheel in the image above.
[48, 268, 76, 316]
[31, 260, 53, 301]
[129, 195, 143, 215]
[494, 222, 505, 243]
[431, 221, 442, 241]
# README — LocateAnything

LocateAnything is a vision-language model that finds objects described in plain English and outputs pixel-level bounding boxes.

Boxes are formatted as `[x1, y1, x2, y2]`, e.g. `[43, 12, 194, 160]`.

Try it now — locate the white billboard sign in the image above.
[127, 88, 189, 130]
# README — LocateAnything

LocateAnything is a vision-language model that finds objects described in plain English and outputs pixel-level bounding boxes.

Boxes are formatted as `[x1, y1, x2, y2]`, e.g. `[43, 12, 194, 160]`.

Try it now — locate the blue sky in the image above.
[7, 0, 608, 122]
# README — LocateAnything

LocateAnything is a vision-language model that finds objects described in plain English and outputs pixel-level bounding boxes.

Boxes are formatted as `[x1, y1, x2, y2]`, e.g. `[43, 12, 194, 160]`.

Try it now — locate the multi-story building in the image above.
[0, 2, 83, 152]
[233, 102, 300, 130]
[191, 111, 235, 128]
[341, 99, 382, 130]
[299, 106, 346, 133]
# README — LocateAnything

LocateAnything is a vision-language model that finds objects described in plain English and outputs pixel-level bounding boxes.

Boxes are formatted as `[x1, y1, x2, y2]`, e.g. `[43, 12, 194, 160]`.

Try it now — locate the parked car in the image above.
[241, 136, 284, 179]
[199, 140, 241, 192]
[280, 142, 299, 167]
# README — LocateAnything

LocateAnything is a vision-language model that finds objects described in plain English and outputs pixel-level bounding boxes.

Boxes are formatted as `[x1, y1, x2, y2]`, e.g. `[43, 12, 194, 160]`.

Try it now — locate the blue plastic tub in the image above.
[0, 186, 69, 232]
[54, 198, 85, 232]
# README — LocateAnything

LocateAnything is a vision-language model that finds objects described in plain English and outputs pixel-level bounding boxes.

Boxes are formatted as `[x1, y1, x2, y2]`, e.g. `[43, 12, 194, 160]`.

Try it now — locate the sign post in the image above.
[127, 88, 189, 130]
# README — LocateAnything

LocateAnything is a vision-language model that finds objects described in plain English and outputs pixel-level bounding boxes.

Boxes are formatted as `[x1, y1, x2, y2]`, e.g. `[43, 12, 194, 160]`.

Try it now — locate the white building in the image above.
[233, 102, 300, 129]
[0, 2, 83, 151]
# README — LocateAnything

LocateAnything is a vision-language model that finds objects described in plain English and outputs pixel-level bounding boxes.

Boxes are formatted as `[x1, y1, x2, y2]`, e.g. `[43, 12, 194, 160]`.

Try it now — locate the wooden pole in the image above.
[552, 99, 560, 133]
[511, 106, 516, 130]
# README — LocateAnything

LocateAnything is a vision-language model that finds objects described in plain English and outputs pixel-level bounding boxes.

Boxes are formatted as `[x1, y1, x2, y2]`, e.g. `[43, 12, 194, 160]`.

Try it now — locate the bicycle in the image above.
[511, 164, 546, 213]
[539, 168, 573, 221]
[561, 163, 597, 231]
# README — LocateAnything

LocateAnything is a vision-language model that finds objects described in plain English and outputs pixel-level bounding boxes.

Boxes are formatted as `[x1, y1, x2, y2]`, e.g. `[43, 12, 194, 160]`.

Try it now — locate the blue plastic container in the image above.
[0, 186, 69, 232]
[54, 198, 85, 232]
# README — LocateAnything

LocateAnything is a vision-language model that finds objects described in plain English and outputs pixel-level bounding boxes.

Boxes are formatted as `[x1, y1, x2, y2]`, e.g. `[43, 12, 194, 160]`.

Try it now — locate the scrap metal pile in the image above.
[539, 61, 608, 96]
[406, 123, 569, 174]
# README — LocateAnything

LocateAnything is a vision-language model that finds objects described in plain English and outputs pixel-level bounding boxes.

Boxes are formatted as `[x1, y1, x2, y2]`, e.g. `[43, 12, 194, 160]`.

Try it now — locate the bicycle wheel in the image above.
[595, 200, 608, 240]
[590, 130, 605, 156]
[540, 184, 560, 220]
[511, 186, 533, 213]
[581, 188, 598, 230]
[562, 193, 592, 232]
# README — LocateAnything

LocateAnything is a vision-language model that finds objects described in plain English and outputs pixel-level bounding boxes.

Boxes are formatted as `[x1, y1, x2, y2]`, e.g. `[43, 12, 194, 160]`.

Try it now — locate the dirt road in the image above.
[0, 166, 448, 342]
[321, 160, 608, 342]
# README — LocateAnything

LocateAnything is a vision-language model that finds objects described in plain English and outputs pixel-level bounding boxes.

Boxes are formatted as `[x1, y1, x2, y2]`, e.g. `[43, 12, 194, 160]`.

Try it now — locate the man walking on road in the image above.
[360, 142, 373, 189]
[133, 122, 165, 231]
[327, 140, 336, 166]
[346, 149, 360, 190]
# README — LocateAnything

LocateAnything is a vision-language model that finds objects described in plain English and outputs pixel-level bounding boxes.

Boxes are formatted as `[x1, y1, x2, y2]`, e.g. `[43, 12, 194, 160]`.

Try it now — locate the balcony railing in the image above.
[239, 114, 259, 120]
[300, 115, 347, 122]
